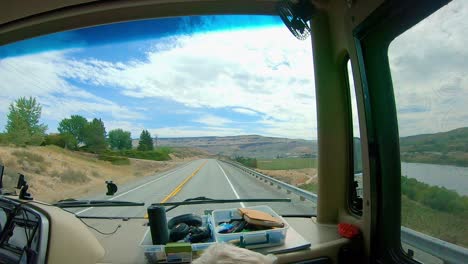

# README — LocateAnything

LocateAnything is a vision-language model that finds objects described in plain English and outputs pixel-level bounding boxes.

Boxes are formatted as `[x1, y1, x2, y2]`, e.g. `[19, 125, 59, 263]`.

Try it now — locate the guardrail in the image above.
[401, 227, 468, 264]
[220, 160, 317, 203]
[220, 160, 468, 264]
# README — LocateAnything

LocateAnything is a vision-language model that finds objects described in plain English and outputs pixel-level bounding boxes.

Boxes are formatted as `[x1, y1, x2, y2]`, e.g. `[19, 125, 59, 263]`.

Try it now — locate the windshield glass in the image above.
[0, 15, 317, 217]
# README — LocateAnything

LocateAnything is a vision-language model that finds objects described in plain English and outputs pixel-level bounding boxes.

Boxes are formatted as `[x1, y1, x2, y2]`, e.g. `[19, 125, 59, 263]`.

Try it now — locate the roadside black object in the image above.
[105, 180, 118, 196]
[148, 205, 169, 245]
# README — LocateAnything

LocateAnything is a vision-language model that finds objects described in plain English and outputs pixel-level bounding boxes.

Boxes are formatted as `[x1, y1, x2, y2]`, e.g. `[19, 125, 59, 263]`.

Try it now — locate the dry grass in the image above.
[11, 150, 45, 163]
[11, 150, 49, 174]
[0, 145, 184, 202]
[59, 168, 90, 183]
[256, 168, 317, 186]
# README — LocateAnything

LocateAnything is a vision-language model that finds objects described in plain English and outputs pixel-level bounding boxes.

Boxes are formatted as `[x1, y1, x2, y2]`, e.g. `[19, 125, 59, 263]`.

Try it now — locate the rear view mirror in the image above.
[105, 181, 118, 196]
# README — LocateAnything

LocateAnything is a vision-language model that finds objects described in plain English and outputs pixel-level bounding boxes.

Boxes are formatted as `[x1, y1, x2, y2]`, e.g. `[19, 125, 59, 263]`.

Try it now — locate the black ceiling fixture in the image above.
[277, 0, 315, 40]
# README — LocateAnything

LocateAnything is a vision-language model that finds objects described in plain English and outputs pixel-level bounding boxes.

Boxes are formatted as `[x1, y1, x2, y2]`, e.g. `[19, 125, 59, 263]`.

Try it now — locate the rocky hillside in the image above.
[137, 135, 317, 159]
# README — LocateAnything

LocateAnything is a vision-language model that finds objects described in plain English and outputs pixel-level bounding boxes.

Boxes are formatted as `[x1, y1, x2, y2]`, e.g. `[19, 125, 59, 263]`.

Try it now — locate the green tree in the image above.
[43, 133, 78, 149]
[137, 130, 154, 151]
[58, 115, 88, 144]
[5, 97, 47, 146]
[108, 129, 132, 150]
[82, 118, 108, 153]
[0, 133, 7, 145]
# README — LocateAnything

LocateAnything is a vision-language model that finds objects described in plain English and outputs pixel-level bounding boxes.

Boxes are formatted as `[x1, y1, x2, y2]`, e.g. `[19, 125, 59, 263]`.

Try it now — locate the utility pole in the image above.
[154, 134, 158, 147]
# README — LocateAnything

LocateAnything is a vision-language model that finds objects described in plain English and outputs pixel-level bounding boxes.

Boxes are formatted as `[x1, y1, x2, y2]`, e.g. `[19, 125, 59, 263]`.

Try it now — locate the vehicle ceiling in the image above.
[0, 0, 381, 47]
[0, 0, 285, 46]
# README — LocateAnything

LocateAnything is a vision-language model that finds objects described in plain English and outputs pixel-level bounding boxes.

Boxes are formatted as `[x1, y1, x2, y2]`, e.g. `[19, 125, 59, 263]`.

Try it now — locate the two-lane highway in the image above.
[74, 159, 316, 218]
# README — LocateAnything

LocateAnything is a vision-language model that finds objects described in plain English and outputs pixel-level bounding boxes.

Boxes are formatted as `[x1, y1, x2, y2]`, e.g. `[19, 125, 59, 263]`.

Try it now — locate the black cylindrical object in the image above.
[147, 205, 169, 245]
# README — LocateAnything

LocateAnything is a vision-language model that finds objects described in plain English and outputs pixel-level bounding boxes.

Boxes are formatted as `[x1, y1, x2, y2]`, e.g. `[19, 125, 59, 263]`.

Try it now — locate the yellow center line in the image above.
[160, 160, 207, 203]
[144, 161, 208, 218]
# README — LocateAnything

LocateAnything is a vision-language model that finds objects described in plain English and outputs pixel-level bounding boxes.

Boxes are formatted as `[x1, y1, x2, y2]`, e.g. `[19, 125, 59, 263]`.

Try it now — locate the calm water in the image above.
[401, 162, 468, 196]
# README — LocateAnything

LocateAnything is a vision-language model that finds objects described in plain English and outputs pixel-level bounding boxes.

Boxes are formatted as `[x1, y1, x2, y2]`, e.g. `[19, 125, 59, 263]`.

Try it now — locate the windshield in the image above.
[0, 15, 317, 217]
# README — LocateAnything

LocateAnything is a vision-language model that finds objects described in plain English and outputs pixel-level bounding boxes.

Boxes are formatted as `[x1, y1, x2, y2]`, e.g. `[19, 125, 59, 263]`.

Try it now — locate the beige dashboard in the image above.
[20, 199, 348, 264]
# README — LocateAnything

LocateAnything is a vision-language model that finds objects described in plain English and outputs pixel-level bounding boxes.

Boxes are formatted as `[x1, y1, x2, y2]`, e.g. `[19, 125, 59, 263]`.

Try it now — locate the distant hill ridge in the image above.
[400, 127, 468, 153]
[131, 127, 467, 162]
[133, 135, 317, 159]
[400, 127, 468, 167]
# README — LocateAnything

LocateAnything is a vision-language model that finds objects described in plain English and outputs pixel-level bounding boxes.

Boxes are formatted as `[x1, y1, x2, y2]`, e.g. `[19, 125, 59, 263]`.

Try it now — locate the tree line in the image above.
[1, 97, 155, 152]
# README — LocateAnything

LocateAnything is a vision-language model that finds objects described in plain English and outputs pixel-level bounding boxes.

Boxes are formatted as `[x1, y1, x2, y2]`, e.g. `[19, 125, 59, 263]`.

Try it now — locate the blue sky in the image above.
[0, 16, 318, 139]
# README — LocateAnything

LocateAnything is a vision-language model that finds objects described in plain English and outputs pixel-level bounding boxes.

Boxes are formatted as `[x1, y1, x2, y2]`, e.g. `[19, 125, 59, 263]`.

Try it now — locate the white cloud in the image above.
[149, 126, 247, 138]
[388, 0, 468, 136]
[232, 108, 258, 116]
[0, 51, 145, 129]
[49, 27, 316, 139]
[194, 114, 232, 126]
[2, 26, 318, 139]
[103, 120, 145, 138]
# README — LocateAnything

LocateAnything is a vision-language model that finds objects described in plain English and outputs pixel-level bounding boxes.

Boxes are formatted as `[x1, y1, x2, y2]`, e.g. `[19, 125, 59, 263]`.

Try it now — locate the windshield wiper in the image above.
[54, 199, 144, 208]
[152, 196, 291, 212]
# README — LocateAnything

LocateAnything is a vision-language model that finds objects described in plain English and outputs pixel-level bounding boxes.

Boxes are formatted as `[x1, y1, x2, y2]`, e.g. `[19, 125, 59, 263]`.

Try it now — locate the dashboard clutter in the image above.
[215, 208, 284, 234]
[142, 206, 289, 263]
[167, 213, 202, 229]
[338, 222, 360, 239]
[141, 215, 216, 263]
[168, 214, 211, 243]
[147, 205, 169, 245]
[239, 208, 284, 228]
[211, 205, 289, 249]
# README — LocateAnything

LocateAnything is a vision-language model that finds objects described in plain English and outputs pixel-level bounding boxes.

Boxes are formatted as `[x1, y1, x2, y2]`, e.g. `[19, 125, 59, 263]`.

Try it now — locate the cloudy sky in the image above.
[0, 16, 317, 139]
[0, 1, 466, 140]
[389, 0, 468, 136]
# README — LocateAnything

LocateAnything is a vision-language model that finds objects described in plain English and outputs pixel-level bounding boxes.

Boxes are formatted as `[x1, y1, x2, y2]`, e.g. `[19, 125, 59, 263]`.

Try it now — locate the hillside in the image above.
[149, 135, 317, 159]
[0, 146, 191, 202]
[400, 127, 468, 167]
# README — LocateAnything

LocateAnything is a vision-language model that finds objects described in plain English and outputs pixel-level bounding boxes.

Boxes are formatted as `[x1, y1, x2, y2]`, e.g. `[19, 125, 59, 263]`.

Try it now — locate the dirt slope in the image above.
[0, 146, 186, 202]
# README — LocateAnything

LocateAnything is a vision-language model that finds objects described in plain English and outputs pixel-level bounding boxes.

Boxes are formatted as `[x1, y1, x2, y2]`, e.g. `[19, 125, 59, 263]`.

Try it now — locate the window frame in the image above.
[344, 55, 363, 217]
[353, 0, 451, 262]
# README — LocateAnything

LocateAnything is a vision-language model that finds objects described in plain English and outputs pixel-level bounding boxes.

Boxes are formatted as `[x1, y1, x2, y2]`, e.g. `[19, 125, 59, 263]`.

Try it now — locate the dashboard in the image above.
[0, 196, 347, 264]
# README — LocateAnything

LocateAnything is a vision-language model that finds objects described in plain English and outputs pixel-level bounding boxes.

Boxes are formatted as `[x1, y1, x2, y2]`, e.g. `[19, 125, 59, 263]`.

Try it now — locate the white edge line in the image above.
[216, 161, 245, 208]
[75, 161, 194, 215]
[139, 228, 150, 245]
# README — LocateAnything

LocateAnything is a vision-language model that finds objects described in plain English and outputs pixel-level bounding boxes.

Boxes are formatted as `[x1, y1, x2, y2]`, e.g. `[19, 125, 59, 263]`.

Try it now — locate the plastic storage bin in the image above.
[211, 205, 289, 249]
[141, 215, 215, 263]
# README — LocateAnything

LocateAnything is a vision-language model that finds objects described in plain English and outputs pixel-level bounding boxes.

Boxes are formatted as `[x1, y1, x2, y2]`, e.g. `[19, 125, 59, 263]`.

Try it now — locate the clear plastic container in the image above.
[141, 215, 215, 263]
[211, 205, 289, 249]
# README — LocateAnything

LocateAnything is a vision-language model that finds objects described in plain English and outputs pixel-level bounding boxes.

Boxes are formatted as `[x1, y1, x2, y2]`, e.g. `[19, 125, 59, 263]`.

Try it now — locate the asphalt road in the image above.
[72, 159, 316, 218]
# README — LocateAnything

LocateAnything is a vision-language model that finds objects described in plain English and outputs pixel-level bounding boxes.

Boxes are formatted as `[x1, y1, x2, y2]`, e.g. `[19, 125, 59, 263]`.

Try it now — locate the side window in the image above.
[388, 0, 468, 262]
[0, 207, 41, 262]
[346, 58, 363, 214]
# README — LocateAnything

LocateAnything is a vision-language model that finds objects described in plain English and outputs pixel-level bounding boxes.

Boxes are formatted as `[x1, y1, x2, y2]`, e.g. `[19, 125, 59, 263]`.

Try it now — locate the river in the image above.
[401, 162, 468, 196]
